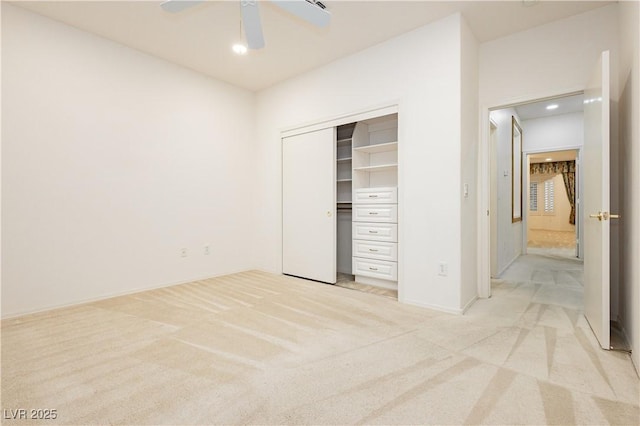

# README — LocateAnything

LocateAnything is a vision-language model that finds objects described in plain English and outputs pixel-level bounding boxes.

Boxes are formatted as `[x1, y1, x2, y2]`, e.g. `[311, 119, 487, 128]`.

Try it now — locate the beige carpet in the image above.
[528, 229, 576, 249]
[2, 262, 639, 425]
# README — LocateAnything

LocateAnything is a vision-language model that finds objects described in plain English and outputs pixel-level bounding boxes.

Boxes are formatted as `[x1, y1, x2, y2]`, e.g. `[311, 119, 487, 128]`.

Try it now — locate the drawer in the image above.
[353, 204, 398, 223]
[352, 257, 398, 281]
[353, 222, 398, 242]
[353, 240, 397, 261]
[354, 187, 397, 204]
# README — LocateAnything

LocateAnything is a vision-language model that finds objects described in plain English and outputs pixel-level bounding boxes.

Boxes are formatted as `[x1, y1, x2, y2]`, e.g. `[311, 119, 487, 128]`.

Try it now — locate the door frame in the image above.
[489, 118, 499, 278]
[478, 89, 584, 298]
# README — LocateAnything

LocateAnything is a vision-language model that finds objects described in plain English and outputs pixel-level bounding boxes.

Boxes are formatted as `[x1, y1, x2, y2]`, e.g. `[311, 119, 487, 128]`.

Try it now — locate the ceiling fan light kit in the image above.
[160, 0, 331, 52]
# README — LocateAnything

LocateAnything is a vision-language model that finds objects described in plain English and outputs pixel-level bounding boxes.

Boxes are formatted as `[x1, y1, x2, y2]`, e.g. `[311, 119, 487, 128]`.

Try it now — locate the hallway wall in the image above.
[488, 108, 523, 275]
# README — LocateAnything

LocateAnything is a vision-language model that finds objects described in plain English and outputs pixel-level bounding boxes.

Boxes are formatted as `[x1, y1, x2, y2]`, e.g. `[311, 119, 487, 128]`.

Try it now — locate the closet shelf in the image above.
[337, 138, 353, 145]
[353, 164, 398, 173]
[337, 200, 352, 204]
[337, 157, 353, 162]
[337, 178, 352, 183]
[353, 141, 398, 154]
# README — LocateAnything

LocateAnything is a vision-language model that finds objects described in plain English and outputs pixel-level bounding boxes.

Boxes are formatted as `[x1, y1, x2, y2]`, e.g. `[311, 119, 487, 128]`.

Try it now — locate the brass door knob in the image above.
[589, 211, 621, 221]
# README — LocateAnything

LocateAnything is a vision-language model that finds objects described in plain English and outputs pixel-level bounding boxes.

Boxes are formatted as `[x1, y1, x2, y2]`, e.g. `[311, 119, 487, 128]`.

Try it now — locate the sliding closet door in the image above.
[282, 127, 336, 284]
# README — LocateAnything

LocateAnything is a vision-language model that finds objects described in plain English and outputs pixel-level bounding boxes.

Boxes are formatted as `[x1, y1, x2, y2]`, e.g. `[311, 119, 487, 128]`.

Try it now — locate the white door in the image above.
[282, 128, 336, 284]
[583, 51, 612, 350]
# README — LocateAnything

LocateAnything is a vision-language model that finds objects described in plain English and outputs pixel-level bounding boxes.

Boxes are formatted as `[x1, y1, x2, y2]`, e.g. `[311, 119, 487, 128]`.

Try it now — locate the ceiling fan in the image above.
[160, 0, 331, 50]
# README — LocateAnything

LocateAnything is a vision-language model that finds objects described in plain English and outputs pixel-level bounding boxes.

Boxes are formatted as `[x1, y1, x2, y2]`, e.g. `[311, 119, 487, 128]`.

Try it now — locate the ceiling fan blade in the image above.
[271, 0, 330, 27]
[160, 0, 204, 14]
[241, 1, 265, 50]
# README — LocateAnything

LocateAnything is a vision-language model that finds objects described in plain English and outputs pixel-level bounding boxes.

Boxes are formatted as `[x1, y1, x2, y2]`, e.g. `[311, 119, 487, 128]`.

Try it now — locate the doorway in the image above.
[480, 52, 616, 351]
[485, 92, 584, 287]
[526, 149, 579, 260]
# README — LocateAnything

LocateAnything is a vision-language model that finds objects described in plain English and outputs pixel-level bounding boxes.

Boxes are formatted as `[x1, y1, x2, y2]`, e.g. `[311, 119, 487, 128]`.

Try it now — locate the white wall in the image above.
[480, 4, 620, 107]
[522, 112, 584, 152]
[617, 0, 640, 374]
[488, 108, 523, 275]
[255, 14, 473, 313]
[1, 4, 255, 317]
[460, 16, 479, 310]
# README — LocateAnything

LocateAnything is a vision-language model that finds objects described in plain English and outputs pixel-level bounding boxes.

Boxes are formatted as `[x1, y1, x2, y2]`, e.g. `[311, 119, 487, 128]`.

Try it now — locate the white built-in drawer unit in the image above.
[351, 116, 398, 288]
[353, 240, 398, 262]
[354, 187, 398, 204]
[352, 257, 398, 281]
[353, 204, 398, 223]
[352, 222, 398, 242]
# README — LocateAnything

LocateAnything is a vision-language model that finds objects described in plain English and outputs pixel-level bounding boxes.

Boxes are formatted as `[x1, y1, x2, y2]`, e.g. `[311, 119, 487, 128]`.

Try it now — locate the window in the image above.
[530, 176, 555, 216]
[529, 182, 538, 212]
[544, 179, 554, 212]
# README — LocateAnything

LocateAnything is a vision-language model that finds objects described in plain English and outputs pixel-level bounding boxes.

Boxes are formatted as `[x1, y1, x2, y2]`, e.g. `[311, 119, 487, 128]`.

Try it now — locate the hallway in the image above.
[492, 252, 583, 310]
[463, 253, 638, 423]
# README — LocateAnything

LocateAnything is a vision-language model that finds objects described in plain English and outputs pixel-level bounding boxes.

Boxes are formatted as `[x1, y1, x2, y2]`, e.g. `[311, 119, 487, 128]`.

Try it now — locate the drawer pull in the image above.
[369, 267, 378, 271]
[368, 194, 378, 198]
[368, 230, 378, 234]
[368, 248, 379, 252]
[369, 212, 379, 215]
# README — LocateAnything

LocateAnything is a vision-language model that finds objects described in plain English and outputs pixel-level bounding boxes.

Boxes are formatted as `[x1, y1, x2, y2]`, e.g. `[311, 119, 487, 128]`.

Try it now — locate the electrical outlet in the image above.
[180, 248, 188, 258]
[438, 262, 448, 276]
[204, 244, 210, 255]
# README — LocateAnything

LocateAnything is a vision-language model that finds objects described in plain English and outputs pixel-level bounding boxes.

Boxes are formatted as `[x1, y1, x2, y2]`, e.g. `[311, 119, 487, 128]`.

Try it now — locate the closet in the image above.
[282, 111, 399, 293]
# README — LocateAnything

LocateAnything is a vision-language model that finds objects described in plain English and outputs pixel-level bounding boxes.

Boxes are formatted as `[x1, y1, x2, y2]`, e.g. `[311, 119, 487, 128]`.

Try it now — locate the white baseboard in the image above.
[617, 316, 640, 378]
[497, 253, 519, 277]
[461, 296, 478, 314]
[401, 298, 463, 315]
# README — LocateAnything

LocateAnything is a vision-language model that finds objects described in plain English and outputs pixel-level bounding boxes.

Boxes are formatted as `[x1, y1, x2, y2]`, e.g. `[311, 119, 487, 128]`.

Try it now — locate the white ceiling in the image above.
[515, 93, 584, 120]
[11, 0, 615, 91]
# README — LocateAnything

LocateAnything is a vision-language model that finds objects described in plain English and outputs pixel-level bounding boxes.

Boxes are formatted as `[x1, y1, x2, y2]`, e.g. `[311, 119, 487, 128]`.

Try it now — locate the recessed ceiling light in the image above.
[545, 158, 553, 161]
[232, 43, 248, 55]
[546, 104, 559, 110]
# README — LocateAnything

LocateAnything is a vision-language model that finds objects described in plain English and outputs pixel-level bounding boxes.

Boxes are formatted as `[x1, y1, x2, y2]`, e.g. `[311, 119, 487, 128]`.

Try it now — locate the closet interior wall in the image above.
[337, 124, 355, 276]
